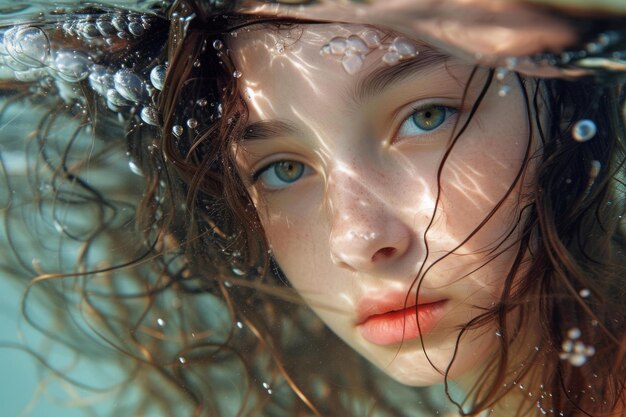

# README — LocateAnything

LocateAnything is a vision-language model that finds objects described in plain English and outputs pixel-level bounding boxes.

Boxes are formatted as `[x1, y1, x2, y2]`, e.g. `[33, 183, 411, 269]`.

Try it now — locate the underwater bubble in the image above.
[111, 15, 126, 32]
[193, 59, 201, 68]
[178, 356, 186, 364]
[342, 53, 364, 75]
[572, 119, 597, 142]
[172, 125, 183, 137]
[150, 64, 166, 91]
[88, 68, 113, 96]
[275, 41, 285, 54]
[156, 318, 165, 327]
[231, 267, 245, 276]
[106, 88, 130, 106]
[114, 69, 147, 102]
[347, 35, 369, 54]
[96, 19, 116, 36]
[505, 57, 518, 70]
[14, 68, 47, 82]
[53, 50, 90, 82]
[390, 37, 417, 57]
[329, 37, 347, 55]
[360, 30, 381, 48]
[128, 21, 144, 37]
[382, 51, 401, 65]
[569, 353, 587, 367]
[233, 70, 242, 78]
[320, 44, 331, 55]
[567, 327, 581, 339]
[562, 340, 573, 352]
[495, 67, 508, 81]
[224, 281, 233, 288]
[140, 106, 159, 126]
[579, 288, 591, 298]
[9, 26, 50, 68]
[128, 160, 143, 176]
[78, 22, 99, 39]
[187, 118, 198, 129]
[196, 98, 208, 107]
[212, 39, 223, 50]
[498, 85, 511, 97]
[236, 321, 243, 329]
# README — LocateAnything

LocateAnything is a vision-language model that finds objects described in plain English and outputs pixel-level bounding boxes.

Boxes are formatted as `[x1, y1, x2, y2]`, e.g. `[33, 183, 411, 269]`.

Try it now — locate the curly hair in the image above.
[0, 1, 625, 416]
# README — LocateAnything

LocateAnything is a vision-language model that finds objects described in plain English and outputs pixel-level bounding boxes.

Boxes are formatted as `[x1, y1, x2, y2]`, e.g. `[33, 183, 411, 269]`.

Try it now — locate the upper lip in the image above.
[356, 291, 447, 325]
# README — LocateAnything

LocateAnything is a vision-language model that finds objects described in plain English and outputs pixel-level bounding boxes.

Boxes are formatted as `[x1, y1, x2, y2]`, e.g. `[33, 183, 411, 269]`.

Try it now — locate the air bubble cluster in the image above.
[559, 327, 595, 367]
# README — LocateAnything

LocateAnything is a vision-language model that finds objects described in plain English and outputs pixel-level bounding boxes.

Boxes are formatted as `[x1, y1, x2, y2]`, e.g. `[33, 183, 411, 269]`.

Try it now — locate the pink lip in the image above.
[357, 294, 447, 346]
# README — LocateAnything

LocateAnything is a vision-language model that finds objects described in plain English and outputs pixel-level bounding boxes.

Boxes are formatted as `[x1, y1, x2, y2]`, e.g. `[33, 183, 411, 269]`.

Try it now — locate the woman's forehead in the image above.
[229, 23, 436, 77]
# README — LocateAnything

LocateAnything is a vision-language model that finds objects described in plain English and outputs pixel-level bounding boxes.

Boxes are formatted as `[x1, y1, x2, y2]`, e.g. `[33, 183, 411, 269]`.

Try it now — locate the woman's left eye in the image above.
[397, 105, 457, 139]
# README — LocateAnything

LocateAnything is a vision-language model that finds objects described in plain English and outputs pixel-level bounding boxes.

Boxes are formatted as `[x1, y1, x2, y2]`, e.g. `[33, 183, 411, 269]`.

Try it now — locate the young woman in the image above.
[0, 1, 624, 416]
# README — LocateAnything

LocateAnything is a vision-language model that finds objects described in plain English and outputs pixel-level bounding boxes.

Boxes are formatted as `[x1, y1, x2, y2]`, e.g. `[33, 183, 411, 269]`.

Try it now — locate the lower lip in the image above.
[358, 300, 447, 346]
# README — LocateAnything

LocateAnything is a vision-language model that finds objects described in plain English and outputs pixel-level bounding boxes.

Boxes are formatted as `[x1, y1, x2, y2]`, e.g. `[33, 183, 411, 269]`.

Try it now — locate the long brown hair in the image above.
[1, 0, 625, 416]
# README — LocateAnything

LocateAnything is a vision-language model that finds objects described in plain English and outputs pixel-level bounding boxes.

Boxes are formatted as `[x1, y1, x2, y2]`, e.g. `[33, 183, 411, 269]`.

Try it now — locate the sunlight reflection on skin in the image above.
[230, 23, 537, 388]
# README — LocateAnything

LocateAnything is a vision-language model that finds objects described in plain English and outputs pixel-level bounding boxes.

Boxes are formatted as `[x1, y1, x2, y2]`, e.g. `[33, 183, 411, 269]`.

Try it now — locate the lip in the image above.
[357, 294, 448, 346]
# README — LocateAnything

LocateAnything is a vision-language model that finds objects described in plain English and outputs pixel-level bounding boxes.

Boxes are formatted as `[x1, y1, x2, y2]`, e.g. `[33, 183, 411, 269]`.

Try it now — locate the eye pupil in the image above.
[275, 161, 304, 182]
[412, 106, 446, 131]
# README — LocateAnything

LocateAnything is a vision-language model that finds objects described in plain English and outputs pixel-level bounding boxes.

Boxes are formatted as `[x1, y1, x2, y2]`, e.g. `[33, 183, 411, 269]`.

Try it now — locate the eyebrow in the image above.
[239, 49, 451, 142]
[353, 49, 451, 103]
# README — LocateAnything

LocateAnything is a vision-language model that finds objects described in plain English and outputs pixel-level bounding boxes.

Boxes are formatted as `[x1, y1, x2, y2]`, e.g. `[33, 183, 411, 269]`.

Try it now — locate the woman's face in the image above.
[231, 24, 532, 386]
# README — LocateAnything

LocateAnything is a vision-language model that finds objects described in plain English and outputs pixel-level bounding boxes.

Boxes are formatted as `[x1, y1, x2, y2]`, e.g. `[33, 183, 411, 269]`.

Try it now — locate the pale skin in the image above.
[231, 24, 538, 392]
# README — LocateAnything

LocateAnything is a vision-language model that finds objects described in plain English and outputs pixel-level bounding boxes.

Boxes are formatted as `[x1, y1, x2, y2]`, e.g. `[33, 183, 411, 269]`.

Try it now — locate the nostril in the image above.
[371, 247, 396, 263]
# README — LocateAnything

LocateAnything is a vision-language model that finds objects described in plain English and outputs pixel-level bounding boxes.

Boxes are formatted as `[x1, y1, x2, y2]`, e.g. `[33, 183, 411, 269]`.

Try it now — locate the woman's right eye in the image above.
[253, 160, 311, 190]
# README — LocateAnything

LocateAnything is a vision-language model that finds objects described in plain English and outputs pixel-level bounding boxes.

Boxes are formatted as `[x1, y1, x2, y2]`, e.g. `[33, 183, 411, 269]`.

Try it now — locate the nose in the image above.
[328, 170, 412, 273]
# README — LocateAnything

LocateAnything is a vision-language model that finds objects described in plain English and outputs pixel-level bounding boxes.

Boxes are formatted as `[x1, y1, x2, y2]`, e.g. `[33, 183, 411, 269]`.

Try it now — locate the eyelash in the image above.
[252, 159, 312, 191]
[250, 104, 458, 191]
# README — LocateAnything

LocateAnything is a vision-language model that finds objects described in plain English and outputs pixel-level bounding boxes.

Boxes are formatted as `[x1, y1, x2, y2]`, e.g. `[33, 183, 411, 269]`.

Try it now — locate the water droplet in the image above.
[233, 70, 242, 78]
[382, 51, 401, 65]
[186, 118, 198, 129]
[140, 106, 159, 126]
[212, 39, 223, 50]
[262, 382, 270, 389]
[495, 67, 508, 81]
[156, 318, 165, 327]
[172, 125, 183, 137]
[562, 340, 573, 352]
[347, 35, 369, 54]
[572, 119, 597, 142]
[150, 64, 166, 91]
[128, 21, 144, 36]
[567, 327, 581, 340]
[275, 41, 285, 54]
[114, 69, 147, 102]
[53, 50, 90, 82]
[342, 53, 364, 75]
[360, 29, 381, 48]
[329, 37, 347, 55]
[106, 88, 130, 106]
[579, 288, 590, 298]
[390, 37, 417, 58]
[498, 85, 511, 97]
